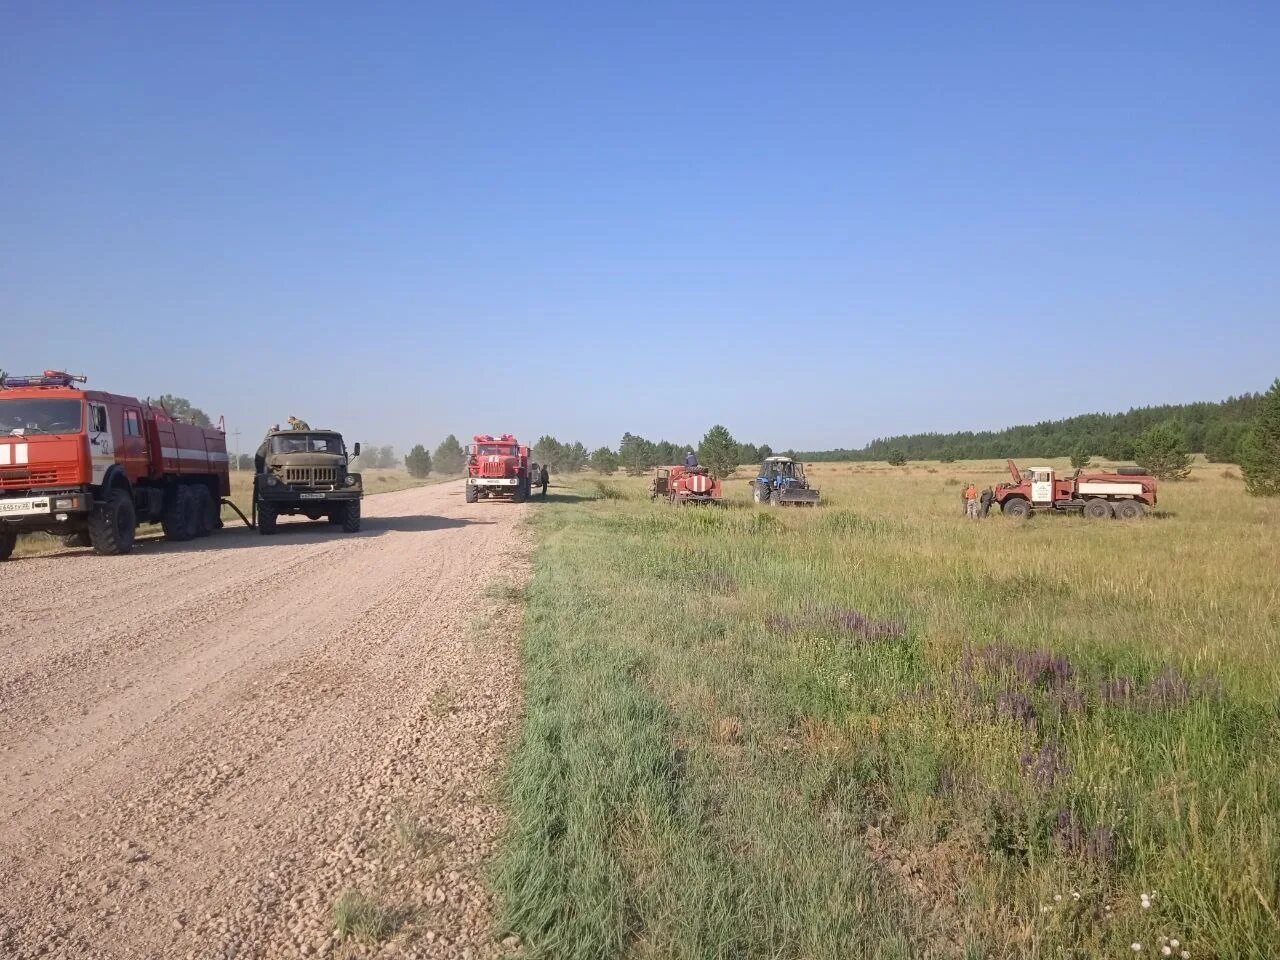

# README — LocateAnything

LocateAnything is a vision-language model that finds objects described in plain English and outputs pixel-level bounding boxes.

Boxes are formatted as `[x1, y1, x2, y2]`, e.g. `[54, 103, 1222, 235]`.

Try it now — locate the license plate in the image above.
[0, 499, 49, 515]
[299, 492, 325, 499]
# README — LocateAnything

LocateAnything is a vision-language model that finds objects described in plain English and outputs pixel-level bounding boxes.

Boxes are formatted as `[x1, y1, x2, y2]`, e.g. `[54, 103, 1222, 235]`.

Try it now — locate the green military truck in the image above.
[253, 429, 363, 534]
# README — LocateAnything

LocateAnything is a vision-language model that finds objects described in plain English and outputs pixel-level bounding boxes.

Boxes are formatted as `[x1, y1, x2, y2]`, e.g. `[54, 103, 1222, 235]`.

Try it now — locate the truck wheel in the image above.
[465, 484, 478, 504]
[257, 501, 278, 535]
[1002, 497, 1030, 519]
[88, 488, 137, 556]
[328, 510, 343, 525]
[1084, 498, 1113, 519]
[62, 530, 92, 548]
[1114, 500, 1145, 520]
[341, 499, 361, 533]
[0, 532, 15, 561]
[162, 486, 197, 542]
[193, 486, 217, 537]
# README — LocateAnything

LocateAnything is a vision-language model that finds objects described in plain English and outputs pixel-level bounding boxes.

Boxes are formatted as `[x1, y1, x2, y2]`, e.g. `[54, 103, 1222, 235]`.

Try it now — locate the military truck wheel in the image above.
[257, 501, 279, 535]
[465, 484, 478, 504]
[88, 488, 137, 556]
[1002, 497, 1031, 519]
[0, 531, 16, 561]
[1084, 498, 1113, 520]
[1114, 499, 1145, 520]
[341, 499, 361, 533]
[162, 486, 197, 542]
[193, 485, 217, 537]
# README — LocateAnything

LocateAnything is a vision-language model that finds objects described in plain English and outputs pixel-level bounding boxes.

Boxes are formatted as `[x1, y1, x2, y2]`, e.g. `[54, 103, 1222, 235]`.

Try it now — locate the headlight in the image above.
[344, 474, 359, 487]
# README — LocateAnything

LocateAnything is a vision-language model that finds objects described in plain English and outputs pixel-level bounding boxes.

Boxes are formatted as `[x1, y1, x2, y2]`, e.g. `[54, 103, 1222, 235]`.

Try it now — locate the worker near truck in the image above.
[964, 483, 979, 519]
[980, 486, 995, 517]
[685, 449, 698, 467]
[539, 463, 550, 498]
[288, 415, 310, 430]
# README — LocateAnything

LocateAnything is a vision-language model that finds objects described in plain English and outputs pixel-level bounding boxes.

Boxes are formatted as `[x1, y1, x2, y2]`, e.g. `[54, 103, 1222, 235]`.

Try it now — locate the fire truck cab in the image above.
[0, 371, 230, 559]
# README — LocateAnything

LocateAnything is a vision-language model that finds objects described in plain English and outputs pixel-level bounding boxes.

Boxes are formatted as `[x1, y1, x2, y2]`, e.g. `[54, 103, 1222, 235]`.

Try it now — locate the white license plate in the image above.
[299, 492, 325, 499]
[0, 498, 50, 515]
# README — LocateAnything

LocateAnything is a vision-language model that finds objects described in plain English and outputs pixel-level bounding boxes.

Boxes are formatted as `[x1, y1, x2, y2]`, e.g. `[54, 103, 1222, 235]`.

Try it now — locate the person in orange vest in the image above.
[964, 482, 979, 519]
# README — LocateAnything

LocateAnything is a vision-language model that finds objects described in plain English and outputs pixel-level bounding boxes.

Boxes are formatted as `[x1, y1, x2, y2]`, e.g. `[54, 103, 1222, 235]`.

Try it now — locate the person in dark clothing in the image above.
[539, 464, 550, 498]
[980, 486, 995, 517]
[685, 449, 698, 467]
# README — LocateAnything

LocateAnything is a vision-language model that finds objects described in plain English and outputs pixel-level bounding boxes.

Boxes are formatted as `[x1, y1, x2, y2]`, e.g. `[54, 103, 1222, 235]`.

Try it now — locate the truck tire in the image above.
[62, 530, 92, 548]
[193, 485, 217, 537]
[88, 488, 137, 556]
[0, 531, 15, 561]
[1114, 499, 1146, 520]
[341, 499, 361, 533]
[1001, 497, 1031, 519]
[1116, 466, 1147, 476]
[257, 500, 279, 535]
[162, 486, 198, 542]
[465, 484, 478, 504]
[1084, 498, 1113, 519]
[328, 509, 343, 525]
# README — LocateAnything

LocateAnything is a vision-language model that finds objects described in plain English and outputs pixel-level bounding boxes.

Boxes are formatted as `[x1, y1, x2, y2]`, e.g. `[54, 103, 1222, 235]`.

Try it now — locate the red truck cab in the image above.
[0, 371, 230, 559]
[464, 434, 531, 503]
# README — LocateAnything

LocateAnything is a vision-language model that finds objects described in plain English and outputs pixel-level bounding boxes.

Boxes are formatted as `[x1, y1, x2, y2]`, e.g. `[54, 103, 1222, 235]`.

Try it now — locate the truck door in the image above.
[119, 406, 149, 481]
[1031, 469, 1054, 504]
[87, 402, 116, 486]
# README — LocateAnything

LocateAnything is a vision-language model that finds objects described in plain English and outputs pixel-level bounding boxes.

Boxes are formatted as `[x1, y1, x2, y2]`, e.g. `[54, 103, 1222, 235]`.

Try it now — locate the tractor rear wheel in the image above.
[88, 488, 137, 556]
[257, 501, 278, 535]
[341, 499, 362, 533]
[1002, 497, 1031, 519]
[1114, 499, 1145, 520]
[1084, 498, 1113, 520]
[0, 531, 16, 561]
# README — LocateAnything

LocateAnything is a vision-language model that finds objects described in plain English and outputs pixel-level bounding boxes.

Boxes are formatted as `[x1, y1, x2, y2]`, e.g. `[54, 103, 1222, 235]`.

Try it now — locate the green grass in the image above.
[496, 460, 1280, 959]
[333, 889, 403, 944]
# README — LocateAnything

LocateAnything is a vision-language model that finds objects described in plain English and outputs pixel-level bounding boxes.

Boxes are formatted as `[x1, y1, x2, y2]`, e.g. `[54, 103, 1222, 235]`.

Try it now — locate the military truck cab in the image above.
[254, 430, 363, 534]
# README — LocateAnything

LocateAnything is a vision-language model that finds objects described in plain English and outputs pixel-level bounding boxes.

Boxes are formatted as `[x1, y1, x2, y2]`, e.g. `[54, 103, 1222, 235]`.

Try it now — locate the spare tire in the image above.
[1116, 466, 1147, 476]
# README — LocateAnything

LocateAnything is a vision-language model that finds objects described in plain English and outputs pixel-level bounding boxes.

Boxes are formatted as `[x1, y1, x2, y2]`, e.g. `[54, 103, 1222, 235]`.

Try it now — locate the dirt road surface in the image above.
[0, 481, 530, 960]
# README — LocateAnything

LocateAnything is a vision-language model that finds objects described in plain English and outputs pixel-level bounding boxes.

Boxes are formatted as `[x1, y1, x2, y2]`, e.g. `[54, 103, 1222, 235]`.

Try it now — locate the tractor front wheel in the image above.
[753, 484, 769, 504]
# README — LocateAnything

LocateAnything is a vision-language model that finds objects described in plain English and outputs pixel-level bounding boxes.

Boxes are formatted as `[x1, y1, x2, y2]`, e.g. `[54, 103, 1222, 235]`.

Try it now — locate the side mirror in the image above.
[352, 442, 361, 457]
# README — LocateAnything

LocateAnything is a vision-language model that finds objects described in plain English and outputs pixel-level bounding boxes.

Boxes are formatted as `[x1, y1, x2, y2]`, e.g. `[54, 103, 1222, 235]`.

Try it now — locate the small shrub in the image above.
[333, 890, 402, 944]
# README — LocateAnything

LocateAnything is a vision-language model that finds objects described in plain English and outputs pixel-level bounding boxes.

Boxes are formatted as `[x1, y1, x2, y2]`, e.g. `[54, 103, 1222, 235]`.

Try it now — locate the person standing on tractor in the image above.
[964, 482, 979, 519]
[539, 463, 550, 498]
[685, 449, 699, 468]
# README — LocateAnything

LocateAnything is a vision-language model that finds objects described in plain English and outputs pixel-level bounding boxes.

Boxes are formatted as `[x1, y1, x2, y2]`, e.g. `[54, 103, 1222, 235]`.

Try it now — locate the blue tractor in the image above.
[752, 456, 821, 506]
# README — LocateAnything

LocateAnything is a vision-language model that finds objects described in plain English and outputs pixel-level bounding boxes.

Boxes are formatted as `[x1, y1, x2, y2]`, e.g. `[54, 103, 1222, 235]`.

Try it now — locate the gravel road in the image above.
[0, 481, 531, 960]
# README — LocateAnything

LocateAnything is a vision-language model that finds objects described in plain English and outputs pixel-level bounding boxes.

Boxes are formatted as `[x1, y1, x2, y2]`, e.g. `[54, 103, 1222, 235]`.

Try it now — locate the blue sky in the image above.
[3, 2, 1277, 456]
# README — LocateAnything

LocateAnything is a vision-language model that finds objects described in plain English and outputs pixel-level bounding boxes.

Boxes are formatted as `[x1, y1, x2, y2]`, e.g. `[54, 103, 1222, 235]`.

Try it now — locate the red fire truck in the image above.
[0, 371, 230, 559]
[465, 434, 531, 503]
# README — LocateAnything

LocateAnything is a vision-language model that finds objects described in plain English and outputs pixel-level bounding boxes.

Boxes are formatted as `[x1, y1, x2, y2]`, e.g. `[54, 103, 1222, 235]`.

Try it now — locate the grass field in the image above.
[496, 460, 1280, 959]
[9, 468, 447, 558]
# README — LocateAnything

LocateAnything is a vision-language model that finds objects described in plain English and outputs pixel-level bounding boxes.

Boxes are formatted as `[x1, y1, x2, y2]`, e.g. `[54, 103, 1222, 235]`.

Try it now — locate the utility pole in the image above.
[232, 430, 241, 470]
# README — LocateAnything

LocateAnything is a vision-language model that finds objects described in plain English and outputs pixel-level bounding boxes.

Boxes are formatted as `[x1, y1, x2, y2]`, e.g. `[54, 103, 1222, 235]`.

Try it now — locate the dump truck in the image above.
[253, 428, 363, 534]
[995, 460, 1157, 520]
[0, 371, 230, 559]
[649, 464, 723, 505]
[752, 455, 820, 506]
[465, 434, 531, 502]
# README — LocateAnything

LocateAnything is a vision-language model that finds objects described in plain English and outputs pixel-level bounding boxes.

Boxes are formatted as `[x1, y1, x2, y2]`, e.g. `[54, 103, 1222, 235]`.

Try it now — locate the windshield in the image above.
[270, 434, 343, 455]
[478, 444, 518, 456]
[0, 398, 84, 434]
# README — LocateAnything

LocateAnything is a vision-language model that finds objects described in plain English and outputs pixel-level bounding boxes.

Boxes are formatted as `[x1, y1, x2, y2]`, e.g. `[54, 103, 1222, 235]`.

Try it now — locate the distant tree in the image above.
[434, 434, 466, 474]
[939, 447, 958, 463]
[1133, 421, 1193, 480]
[757, 443, 773, 460]
[698, 424, 739, 478]
[1239, 378, 1280, 496]
[1204, 422, 1247, 463]
[404, 444, 432, 478]
[374, 445, 397, 469]
[737, 442, 760, 465]
[589, 446, 618, 474]
[1070, 445, 1092, 470]
[352, 444, 378, 470]
[565, 441, 588, 472]
[886, 448, 908, 467]
[533, 435, 565, 471]
[619, 432, 658, 475]
[234, 453, 253, 471]
[155, 394, 211, 427]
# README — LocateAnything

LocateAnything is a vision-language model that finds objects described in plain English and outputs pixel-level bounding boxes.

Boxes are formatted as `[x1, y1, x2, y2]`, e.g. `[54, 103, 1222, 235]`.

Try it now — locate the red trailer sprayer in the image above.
[994, 459, 1157, 520]
[0, 371, 232, 559]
